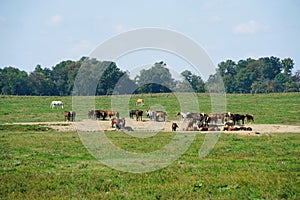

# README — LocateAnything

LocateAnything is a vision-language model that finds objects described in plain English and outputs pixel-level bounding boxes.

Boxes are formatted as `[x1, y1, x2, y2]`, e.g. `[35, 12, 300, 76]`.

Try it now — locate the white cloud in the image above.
[47, 14, 63, 26]
[233, 20, 270, 35]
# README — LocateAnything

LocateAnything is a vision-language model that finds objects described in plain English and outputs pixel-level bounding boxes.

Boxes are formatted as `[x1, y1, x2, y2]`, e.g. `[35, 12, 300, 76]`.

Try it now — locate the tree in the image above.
[52, 60, 80, 95]
[259, 56, 282, 80]
[0, 67, 29, 95]
[281, 58, 294, 76]
[97, 61, 126, 95]
[217, 60, 237, 93]
[181, 70, 205, 92]
[135, 61, 175, 93]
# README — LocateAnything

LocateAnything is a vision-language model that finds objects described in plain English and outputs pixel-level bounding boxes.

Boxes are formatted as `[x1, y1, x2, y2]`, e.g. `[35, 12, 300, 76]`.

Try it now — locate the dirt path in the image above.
[9, 119, 300, 135]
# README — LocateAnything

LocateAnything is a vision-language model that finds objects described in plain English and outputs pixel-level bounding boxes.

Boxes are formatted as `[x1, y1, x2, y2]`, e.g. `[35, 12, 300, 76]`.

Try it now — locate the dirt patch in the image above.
[8, 119, 300, 135]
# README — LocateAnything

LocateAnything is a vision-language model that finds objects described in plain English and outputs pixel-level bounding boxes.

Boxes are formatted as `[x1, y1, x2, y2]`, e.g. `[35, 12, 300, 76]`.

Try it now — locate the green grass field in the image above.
[0, 129, 299, 199]
[0, 93, 300, 199]
[1, 92, 300, 125]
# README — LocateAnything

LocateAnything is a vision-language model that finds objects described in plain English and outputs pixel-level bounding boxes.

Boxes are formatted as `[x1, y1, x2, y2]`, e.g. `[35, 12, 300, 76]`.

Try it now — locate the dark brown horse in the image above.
[129, 110, 138, 119]
[171, 122, 179, 131]
[92, 110, 107, 120]
[230, 113, 245, 125]
[135, 110, 143, 121]
[245, 114, 254, 123]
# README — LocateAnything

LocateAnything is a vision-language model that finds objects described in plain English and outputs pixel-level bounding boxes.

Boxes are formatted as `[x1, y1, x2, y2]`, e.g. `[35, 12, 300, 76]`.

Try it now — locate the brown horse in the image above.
[64, 111, 76, 121]
[111, 117, 125, 129]
[135, 110, 143, 121]
[90, 110, 107, 120]
[106, 110, 119, 118]
[155, 111, 166, 121]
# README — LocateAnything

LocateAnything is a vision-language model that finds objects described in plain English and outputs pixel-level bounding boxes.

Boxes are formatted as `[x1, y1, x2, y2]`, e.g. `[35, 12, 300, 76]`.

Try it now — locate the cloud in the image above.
[47, 14, 63, 26]
[233, 20, 269, 35]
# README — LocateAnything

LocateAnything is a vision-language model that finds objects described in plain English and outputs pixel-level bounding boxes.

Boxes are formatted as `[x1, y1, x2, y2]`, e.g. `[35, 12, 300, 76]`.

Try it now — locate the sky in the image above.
[0, 0, 300, 79]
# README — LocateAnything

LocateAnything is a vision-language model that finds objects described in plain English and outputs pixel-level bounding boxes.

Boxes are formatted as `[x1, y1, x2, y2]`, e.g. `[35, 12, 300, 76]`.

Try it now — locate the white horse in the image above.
[146, 110, 155, 120]
[50, 100, 64, 109]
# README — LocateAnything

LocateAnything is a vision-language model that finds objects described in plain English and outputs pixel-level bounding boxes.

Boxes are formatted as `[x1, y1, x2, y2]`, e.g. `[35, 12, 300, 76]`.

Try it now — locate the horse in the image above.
[129, 110, 138, 119]
[245, 114, 254, 123]
[203, 114, 220, 124]
[64, 111, 70, 121]
[106, 110, 119, 119]
[177, 112, 193, 121]
[95, 110, 108, 120]
[88, 110, 95, 119]
[135, 110, 143, 121]
[111, 118, 126, 129]
[178, 112, 202, 122]
[230, 113, 245, 125]
[171, 122, 179, 131]
[155, 111, 166, 121]
[136, 99, 144, 106]
[64, 111, 76, 121]
[146, 110, 156, 120]
[50, 101, 64, 109]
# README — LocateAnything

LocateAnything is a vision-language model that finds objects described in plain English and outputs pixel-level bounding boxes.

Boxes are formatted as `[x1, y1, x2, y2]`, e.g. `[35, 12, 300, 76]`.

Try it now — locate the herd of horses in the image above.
[176, 112, 254, 131]
[52, 99, 254, 131]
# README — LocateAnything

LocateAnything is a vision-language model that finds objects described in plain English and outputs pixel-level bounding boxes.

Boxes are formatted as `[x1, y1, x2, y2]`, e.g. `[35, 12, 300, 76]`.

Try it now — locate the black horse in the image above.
[135, 110, 143, 121]
[231, 114, 245, 125]
[129, 110, 138, 119]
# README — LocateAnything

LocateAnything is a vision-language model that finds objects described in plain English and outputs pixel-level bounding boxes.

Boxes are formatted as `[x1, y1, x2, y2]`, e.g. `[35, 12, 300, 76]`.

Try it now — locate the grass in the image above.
[1, 92, 300, 125]
[0, 93, 300, 199]
[0, 128, 299, 199]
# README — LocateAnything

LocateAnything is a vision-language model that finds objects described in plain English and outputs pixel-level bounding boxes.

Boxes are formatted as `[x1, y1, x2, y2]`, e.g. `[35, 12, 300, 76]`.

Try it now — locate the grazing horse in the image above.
[111, 118, 126, 129]
[177, 112, 189, 121]
[135, 110, 143, 121]
[95, 110, 108, 120]
[155, 111, 166, 121]
[136, 99, 144, 106]
[50, 101, 64, 109]
[245, 114, 254, 123]
[106, 110, 119, 119]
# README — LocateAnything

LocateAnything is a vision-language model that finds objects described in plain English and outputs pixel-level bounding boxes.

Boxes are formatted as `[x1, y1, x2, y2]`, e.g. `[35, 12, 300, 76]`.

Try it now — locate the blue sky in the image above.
[0, 0, 299, 77]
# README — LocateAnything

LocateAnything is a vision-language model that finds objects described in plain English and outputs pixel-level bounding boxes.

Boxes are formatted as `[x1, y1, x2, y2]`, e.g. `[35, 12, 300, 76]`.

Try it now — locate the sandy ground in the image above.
[9, 119, 300, 136]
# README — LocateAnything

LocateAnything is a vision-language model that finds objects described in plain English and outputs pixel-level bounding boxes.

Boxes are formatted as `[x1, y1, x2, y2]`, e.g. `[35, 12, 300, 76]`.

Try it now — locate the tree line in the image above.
[0, 56, 299, 95]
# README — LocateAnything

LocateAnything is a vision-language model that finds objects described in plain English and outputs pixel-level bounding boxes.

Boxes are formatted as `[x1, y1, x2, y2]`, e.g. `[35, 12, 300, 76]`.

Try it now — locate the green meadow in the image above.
[0, 93, 299, 199]
[0, 92, 300, 125]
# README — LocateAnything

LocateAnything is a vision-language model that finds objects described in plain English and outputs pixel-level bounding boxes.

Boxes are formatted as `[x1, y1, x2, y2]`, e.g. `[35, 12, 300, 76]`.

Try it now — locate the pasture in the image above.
[0, 93, 300, 199]
[0, 92, 300, 125]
